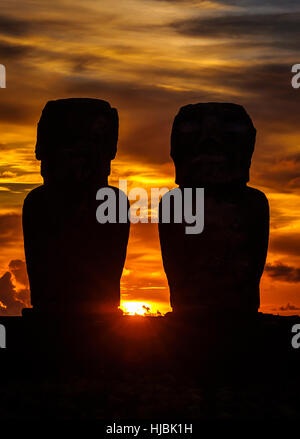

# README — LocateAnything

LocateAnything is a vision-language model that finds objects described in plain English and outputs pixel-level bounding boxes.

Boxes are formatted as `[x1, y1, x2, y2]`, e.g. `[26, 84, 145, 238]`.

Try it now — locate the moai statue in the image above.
[159, 103, 269, 316]
[23, 98, 130, 316]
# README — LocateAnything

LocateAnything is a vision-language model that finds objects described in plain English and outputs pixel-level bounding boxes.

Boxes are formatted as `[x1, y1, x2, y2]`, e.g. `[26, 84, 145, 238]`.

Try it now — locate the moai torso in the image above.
[159, 103, 269, 315]
[22, 98, 130, 315]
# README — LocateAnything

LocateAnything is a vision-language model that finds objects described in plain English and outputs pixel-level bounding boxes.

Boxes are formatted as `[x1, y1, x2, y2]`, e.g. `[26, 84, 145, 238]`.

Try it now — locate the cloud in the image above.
[53, 60, 299, 174]
[0, 265, 30, 316]
[170, 12, 300, 48]
[0, 14, 30, 37]
[0, 9, 116, 39]
[0, 186, 40, 214]
[0, 272, 21, 314]
[8, 259, 29, 287]
[279, 303, 300, 311]
[253, 152, 300, 194]
[265, 262, 300, 283]
[0, 41, 30, 59]
[170, 8, 300, 63]
[269, 234, 300, 258]
[0, 214, 22, 247]
[0, 101, 39, 125]
[155, 0, 300, 4]
[206, 0, 300, 7]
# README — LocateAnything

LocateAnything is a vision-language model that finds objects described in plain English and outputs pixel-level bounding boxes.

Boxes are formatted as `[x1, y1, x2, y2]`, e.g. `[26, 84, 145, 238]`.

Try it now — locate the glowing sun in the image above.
[120, 301, 152, 316]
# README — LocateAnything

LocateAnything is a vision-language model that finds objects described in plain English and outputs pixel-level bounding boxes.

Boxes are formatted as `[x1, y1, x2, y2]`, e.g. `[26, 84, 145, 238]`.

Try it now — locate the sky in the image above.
[0, 0, 299, 315]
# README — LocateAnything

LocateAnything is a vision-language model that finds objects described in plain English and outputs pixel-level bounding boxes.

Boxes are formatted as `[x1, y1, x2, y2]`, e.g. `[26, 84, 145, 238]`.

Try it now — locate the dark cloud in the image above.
[171, 12, 300, 41]
[208, 0, 299, 7]
[253, 153, 300, 194]
[0, 14, 30, 37]
[269, 234, 300, 258]
[279, 303, 300, 311]
[0, 40, 30, 59]
[265, 262, 300, 283]
[0, 100, 40, 124]
[55, 60, 297, 168]
[267, 208, 299, 231]
[0, 214, 22, 247]
[0, 183, 38, 191]
[59, 76, 196, 163]
[8, 259, 28, 287]
[155, 0, 299, 4]
[0, 269, 29, 316]
[0, 167, 35, 179]
[0, 10, 116, 40]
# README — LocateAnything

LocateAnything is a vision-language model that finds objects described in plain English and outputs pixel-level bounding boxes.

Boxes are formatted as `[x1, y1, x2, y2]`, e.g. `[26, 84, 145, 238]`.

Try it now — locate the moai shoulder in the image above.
[159, 102, 269, 316]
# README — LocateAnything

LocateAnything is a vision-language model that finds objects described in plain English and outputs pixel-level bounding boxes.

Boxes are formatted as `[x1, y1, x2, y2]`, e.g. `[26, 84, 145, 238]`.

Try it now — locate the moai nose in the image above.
[195, 137, 223, 156]
[197, 116, 223, 151]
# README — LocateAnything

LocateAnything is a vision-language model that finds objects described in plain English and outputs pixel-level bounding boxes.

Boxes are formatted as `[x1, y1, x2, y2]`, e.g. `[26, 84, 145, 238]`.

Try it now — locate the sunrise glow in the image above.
[121, 301, 155, 316]
[0, 0, 299, 316]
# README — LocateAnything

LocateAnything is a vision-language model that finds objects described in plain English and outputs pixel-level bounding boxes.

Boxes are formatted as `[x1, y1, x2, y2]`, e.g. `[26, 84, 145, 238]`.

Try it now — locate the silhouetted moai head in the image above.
[23, 98, 129, 316]
[159, 102, 269, 317]
[36, 98, 119, 186]
[171, 102, 256, 187]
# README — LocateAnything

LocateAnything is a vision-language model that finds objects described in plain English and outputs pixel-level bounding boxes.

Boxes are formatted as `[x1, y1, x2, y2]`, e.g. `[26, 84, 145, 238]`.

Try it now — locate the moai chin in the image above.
[23, 98, 130, 316]
[159, 103, 269, 316]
